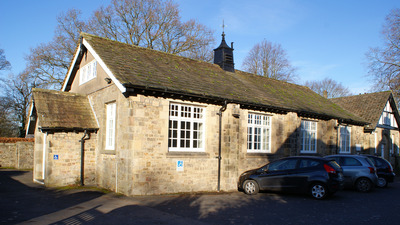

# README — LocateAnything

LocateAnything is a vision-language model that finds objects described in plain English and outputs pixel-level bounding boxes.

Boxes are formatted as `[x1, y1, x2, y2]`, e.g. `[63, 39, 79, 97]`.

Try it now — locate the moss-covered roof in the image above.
[32, 88, 98, 131]
[332, 91, 394, 129]
[80, 33, 366, 125]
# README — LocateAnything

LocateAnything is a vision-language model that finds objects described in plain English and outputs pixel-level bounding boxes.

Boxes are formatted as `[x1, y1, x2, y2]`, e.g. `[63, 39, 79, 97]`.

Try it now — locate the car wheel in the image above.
[377, 177, 388, 188]
[310, 183, 328, 200]
[356, 178, 372, 192]
[243, 180, 259, 195]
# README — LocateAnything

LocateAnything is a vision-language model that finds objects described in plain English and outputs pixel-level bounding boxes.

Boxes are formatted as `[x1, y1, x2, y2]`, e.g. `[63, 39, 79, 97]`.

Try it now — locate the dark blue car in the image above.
[366, 155, 396, 187]
[238, 156, 344, 199]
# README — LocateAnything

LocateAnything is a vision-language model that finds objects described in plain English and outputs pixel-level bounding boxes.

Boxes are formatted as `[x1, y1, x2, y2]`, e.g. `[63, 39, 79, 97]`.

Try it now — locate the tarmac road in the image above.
[1, 169, 400, 225]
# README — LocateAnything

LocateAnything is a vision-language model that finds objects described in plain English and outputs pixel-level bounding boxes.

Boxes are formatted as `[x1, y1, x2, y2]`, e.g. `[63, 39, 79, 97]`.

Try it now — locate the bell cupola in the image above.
[213, 32, 235, 72]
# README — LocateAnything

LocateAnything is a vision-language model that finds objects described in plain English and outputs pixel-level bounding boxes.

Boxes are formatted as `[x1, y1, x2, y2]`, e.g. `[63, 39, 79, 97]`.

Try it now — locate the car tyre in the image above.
[243, 180, 259, 195]
[310, 183, 328, 200]
[377, 177, 388, 188]
[356, 178, 372, 192]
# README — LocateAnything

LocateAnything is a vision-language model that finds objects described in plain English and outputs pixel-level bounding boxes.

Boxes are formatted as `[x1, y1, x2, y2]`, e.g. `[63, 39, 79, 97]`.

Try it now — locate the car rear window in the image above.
[376, 158, 387, 167]
[364, 157, 375, 167]
[327, 160, 341, 170]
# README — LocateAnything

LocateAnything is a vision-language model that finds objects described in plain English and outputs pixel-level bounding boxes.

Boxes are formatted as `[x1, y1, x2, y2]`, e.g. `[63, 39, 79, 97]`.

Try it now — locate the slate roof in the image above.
[331, 91, 397, 130]
[66, 33, 367, 125]
[32, 88, 98, 131]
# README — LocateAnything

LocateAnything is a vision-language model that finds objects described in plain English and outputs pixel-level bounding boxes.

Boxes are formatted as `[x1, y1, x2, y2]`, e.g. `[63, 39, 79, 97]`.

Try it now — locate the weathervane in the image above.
[222, 19, 226, 38]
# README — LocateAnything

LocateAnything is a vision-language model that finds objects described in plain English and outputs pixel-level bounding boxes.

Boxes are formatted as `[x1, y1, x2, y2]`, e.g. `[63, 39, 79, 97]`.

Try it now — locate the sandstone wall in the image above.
[44, 132, 97, 187]
[33, 83, 400, 195]
[0, 140, 34, 169]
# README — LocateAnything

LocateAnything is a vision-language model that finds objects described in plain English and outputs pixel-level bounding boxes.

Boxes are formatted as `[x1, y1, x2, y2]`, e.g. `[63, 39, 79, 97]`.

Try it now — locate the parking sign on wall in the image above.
[177, 160, 184, 171]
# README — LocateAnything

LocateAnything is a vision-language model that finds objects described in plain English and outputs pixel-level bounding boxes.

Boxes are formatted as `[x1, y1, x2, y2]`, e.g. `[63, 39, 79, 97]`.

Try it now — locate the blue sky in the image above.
[1, 0, 400, 94]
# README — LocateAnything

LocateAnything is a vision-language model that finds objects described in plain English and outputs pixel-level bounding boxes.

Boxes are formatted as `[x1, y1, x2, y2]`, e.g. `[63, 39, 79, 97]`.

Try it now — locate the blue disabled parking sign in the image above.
[177, 160, 184, 171]
[53, 155, 59, 160]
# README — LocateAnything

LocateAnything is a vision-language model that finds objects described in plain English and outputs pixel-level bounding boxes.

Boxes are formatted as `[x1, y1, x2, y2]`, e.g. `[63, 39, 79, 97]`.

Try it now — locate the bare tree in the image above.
[26, 0, 215, 89]
[25, 9, 87, 89]
[365, 8, 400, 98]
[89, 0, 215, 58]
[0, 96, 19, 137]
[0, 71, 36, 137]
[0, 48, 11, 71]
[242, 40, 297, 83]
[305, 78, 352, 99]
[0, 49, 17, 136]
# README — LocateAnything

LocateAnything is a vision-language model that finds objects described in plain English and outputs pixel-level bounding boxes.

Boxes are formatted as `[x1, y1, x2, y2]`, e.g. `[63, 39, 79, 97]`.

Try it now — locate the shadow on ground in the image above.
[0, 170, 104, 224]
[2, 169, 399, 225]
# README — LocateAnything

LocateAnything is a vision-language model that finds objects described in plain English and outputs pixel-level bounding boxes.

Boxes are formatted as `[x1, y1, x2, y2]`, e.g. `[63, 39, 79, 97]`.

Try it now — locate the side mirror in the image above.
[258, 166, 268, 173]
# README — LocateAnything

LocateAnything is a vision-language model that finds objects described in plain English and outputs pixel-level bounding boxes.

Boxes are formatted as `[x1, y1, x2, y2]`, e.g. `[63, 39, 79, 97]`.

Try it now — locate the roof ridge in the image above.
[33, 88, 86, 97]
[332, 90, 391, 100]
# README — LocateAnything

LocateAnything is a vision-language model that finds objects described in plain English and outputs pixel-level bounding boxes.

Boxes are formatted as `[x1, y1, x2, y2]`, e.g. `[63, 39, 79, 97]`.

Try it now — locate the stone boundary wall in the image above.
[0, 138, 34, 169]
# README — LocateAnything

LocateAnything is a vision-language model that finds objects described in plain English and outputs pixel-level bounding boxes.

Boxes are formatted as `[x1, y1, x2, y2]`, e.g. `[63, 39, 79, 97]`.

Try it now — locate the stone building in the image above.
[26, 32, 399, 195]
[332, 92, 400, 165]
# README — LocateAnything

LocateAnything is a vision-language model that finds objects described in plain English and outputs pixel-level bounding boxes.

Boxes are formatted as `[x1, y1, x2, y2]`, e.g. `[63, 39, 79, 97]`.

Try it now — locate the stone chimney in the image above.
[323, 90, 328, 98]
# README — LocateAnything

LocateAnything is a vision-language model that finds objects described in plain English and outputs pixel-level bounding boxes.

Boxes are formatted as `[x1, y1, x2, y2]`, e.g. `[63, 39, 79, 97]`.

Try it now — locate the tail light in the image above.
[324, 164, 337, 174]
[368, 167, 376, 174]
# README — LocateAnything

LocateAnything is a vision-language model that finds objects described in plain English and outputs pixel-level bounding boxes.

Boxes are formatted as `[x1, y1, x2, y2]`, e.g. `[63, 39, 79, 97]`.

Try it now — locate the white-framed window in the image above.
[247, 113, 271, 153]
[168, 103, 205, 152]
[105, 102, 116, 150]
[379, 101, 398, 128]
[80, 60, 97, 85]
[300, 120, 317, 153]
[339, 126, 351, 153]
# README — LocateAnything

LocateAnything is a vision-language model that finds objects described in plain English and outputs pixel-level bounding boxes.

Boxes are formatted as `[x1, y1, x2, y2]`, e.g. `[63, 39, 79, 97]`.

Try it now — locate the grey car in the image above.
[324, 155, 378, 192]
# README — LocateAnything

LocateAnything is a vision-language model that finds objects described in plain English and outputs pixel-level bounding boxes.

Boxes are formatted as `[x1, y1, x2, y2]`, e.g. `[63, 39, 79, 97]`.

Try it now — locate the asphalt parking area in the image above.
[2, 169, 400, 225]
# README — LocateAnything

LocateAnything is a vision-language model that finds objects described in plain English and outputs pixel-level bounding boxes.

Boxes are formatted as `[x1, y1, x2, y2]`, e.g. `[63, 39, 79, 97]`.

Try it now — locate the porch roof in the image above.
[32, 88, 98, 131]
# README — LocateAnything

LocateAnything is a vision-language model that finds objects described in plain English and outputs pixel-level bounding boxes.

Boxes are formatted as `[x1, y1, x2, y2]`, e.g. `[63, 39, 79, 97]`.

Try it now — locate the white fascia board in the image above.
[61, 46, 82, 92]
[88, 96, 100, 128]
[25, 101, 35, 137]
[82, 38, 127, 93]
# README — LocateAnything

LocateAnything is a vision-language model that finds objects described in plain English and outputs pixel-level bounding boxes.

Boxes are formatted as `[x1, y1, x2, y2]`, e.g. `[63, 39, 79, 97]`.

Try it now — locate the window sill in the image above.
[246, 152, 273, 158]
[300, 151, 317, 154]
[100, 150, 116, 155]
[167, 151, 210, 158]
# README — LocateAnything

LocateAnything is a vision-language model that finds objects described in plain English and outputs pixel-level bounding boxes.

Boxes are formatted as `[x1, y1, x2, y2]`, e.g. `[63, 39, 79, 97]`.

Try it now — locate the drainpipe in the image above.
[42, 132, 47, 180]
[217, 101, 227, 191]
[79, 130, 90, 186]
[335, 122, 340, 154]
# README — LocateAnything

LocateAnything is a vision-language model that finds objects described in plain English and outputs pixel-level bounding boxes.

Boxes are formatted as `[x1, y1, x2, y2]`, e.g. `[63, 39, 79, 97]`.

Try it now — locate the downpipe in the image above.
[217, 101, 227, 191]
[79, 130, 90, 186]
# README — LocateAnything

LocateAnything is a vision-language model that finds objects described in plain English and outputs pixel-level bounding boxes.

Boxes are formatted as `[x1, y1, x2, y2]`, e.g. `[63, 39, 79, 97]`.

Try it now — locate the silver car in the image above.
[324, 155, 378, 192]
